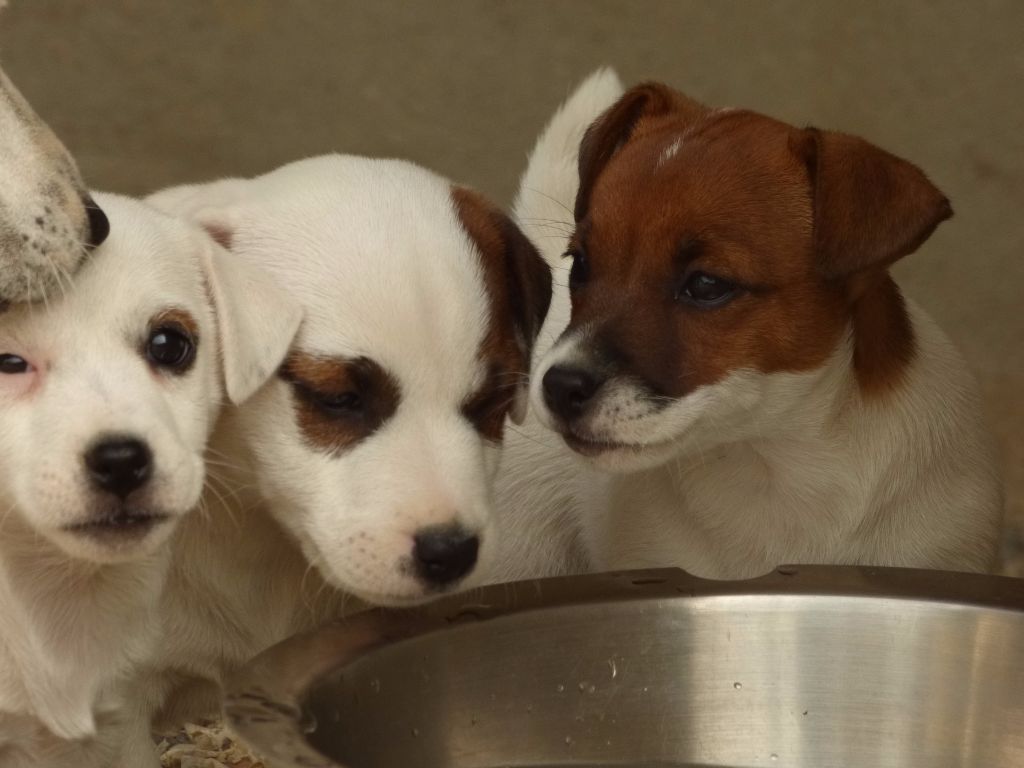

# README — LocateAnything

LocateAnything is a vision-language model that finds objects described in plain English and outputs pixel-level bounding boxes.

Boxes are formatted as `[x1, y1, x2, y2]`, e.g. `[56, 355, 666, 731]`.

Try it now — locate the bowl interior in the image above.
[299, 587, 1024, 767]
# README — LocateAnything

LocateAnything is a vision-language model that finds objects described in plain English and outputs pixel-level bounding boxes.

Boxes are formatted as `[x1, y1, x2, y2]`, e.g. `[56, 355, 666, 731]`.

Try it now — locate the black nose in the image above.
[84, 437, 152, 499]
[542, 365, 602, 421]
[413, 526, 479, 587]
[82, 194, 110, 249]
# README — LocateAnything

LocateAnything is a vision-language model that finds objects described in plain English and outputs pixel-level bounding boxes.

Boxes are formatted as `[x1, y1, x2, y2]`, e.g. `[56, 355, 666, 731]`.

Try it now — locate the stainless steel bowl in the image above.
[226, 566, 1024, 768]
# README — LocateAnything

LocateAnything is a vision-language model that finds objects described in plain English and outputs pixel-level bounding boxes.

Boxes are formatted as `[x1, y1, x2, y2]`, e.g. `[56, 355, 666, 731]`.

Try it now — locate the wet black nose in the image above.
[542, 365, 602, 421]
[413, 526, 479, 587]
[82, 194, 110, 249]
[84, 437, 152, 499]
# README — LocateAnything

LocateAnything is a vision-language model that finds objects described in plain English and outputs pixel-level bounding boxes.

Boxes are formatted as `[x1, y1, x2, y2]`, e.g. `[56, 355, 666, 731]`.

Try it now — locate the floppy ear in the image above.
[452, 186, 552, 425]
[146, 179, 249, 249]
[575, 82, 707, 221]
[502, 216, 552, 425]
[795, 128, 953, 279]
[197, 232, 302, 405]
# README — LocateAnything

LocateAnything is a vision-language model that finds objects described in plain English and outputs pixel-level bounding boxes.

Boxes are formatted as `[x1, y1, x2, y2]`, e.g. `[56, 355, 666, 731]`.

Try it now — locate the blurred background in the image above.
[2, 0, 1021, 571]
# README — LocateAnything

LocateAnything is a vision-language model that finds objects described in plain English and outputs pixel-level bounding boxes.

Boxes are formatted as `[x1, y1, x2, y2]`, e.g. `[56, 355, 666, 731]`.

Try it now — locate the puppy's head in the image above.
[534, 82, 952, 472]
[152, 157, 550, 605]
[0, 193, 299, 563]
[0, 69, 109, 306]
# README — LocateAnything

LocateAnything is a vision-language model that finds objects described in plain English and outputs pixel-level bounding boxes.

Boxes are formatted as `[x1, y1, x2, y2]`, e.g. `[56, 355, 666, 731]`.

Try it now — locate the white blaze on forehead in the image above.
[657, 138, 683, 168]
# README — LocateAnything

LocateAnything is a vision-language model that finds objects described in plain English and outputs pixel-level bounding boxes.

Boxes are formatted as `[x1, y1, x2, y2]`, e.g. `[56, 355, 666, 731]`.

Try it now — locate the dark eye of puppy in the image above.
[565, 248, 590, 292]
[310, 390, 364, 418]
[146, 325, 197, 373]
[676, 271, 739, 308]
[0, 354, 30, 375]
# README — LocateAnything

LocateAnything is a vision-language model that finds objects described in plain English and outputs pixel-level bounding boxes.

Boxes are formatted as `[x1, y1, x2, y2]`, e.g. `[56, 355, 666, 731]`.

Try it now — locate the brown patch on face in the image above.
[451, 186, 552, 440]
[565, 83, 951, 400]
[150, 308, 199, 342]
[280, 352, 401, 456]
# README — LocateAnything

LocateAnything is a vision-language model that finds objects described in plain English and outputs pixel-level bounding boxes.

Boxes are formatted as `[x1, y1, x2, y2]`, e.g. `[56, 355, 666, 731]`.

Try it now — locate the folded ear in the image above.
[197, 232, 302, 404]
[503, 217, 552, 425]
[794, 128, 953, 279]
[575, 82, 707, 221]
[452, 186, 552, 426]
[146, 179, 249, 249]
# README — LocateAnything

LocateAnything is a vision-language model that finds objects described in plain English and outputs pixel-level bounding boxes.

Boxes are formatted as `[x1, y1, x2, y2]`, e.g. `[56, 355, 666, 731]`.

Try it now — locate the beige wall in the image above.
[2, 0, 1021, 566]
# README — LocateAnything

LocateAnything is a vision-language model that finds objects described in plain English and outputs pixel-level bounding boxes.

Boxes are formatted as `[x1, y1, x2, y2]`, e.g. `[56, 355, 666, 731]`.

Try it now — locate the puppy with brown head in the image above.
[493, 69, 1001, 582]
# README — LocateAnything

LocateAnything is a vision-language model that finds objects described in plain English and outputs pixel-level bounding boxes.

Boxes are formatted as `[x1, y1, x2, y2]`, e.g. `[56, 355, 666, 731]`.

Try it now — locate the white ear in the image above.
[198, 233, 301, 404]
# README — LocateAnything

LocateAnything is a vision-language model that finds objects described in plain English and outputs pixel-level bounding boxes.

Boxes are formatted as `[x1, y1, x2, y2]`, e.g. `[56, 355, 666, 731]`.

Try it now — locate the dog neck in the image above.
[0, 516, 168, 741]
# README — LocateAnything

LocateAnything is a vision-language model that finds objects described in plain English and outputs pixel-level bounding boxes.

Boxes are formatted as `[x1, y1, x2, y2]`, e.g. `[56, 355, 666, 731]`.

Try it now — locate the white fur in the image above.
[125, 155, 526, 758]
[0, 194, 299, 766]
[491, 68, 1003, 584]
[0, 65, 95, 305]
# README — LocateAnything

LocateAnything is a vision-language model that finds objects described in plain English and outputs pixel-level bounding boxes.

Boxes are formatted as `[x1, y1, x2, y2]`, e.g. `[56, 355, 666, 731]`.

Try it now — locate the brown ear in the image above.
[575, 82, 707, 221]
[796, 128, 953, 279]
[452, 186, 552, 422]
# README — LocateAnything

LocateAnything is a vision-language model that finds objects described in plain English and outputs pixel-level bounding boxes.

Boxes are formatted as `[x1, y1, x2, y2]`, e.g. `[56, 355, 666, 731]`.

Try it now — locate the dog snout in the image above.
[412, 524, 479, 587]
[542, 365, 604, 422]
[84, 436, 153, 499]
[82, 194, 110, 249]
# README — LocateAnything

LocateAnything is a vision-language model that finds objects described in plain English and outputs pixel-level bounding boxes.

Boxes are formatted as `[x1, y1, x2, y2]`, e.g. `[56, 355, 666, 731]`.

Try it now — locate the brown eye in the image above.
[676, 271, 739, 308]
[0, 354, 30, 375]
[146, 326, 196, 373]
[565, 248, 590, 292]
[310, 390, 364, 418]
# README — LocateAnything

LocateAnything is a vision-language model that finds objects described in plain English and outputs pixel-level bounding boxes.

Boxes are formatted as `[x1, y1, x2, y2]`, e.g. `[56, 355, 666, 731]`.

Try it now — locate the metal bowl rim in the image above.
[224, 565, 1024, 768]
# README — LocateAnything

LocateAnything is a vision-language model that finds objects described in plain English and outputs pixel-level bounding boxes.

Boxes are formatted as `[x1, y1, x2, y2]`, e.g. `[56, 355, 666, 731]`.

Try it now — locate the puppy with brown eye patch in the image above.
[490, 68, 1002, 585]
[134, 153, 550, 749]
[280, 353, 401, 455]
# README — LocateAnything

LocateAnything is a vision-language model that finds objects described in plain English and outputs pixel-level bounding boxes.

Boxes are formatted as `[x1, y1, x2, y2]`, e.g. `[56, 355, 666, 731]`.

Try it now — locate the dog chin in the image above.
[318, 570, 443, 608]
[315, 555, 483, 608]
[47, 506, 181, 563]
[560, 430, 679, 473]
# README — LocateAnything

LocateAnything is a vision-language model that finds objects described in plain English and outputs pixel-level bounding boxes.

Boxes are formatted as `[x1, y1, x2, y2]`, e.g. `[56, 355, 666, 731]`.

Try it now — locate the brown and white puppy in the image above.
[119, 156, 550, 758]
[493, 69, 1002, 583]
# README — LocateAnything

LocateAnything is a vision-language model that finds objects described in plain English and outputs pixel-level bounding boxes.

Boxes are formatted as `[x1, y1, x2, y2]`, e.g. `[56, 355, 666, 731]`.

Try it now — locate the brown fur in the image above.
[279, 352, 400, 455]
[568, 82, 951, 397]
[451, 186, 551, 439]
[149, 308, 199, 344]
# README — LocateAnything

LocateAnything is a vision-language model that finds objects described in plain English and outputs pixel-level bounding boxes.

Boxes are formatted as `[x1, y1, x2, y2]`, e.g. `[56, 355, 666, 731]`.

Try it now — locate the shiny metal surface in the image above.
[226, 566, 1024, 768]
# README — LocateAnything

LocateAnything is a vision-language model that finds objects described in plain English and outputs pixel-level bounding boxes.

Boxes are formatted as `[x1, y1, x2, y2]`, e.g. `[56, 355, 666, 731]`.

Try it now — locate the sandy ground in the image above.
[156, 722, 264, 768]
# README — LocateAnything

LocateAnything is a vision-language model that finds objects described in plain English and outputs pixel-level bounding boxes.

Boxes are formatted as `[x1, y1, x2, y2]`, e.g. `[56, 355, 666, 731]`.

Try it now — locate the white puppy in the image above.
[0, 193, 298, 767]
[129, 155, 551, 747]
[494, 68, 1003, 583]
[0, 64, 108, 307]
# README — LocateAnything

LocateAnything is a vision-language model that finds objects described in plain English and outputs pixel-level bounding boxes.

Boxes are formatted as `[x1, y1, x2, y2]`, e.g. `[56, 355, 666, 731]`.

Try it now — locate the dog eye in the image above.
[312, 391, 363, 417]
[676, 272, 738, 308]
[0, 354, 30, 375]
[146, 326, 196, 373]
[565, 248, 590, 292]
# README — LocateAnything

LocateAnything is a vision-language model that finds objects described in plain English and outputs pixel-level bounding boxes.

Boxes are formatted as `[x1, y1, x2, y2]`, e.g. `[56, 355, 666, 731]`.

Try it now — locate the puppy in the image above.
[130, 155, 550, 744]
[0, 193, 298, 766]
[0, 64, 109, 307]
[495, 69, 1002, 582]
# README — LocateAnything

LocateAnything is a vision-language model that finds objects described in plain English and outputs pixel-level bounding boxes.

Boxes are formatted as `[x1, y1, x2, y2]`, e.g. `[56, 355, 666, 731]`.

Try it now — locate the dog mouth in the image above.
[560, 429, 674, 459]
[562, 430, 644, 456]
[63, 509, 171, 541]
